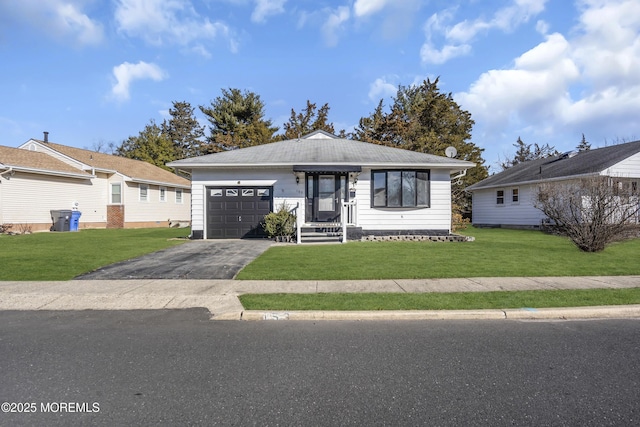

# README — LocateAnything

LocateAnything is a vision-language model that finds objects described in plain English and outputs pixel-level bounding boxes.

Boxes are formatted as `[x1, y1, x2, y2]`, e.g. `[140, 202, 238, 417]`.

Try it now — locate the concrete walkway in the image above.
[0, 276, 639, 321]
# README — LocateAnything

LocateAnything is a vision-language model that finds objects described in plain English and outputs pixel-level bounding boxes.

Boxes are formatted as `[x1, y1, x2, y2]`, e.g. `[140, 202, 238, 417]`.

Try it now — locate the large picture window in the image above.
[372, 170, 430, 208]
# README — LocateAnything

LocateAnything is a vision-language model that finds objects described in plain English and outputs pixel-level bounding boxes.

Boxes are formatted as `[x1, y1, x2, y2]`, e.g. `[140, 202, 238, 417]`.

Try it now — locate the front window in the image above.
[111, 183, 122, 204]
[511, 188, 519, 203]
[176, 189, 183, 203]
[372, 170, 430, 208]
[496, 190, 504, 205]
[159, 187, 166, 202]
[139, 184, 148, 202]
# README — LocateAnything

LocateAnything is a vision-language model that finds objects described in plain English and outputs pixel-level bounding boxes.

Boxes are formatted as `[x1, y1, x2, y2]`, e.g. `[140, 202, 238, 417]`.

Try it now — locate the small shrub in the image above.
[263, 204, 297, 242]
[0, 223, 13, 234]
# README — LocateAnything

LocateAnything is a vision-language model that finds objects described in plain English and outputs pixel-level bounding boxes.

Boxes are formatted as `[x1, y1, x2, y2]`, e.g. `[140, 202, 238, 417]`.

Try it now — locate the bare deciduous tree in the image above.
[535, 176, 640, 252]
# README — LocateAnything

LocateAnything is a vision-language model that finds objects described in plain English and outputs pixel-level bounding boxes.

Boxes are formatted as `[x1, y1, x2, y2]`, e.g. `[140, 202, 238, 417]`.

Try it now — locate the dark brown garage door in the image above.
[206, 186, 273, 239]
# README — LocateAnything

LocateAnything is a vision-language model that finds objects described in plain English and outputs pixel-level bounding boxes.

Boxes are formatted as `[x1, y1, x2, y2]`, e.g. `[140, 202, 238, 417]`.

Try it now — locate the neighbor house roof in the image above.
[0, 145, 92, 179]
[23, 139, 190, 188]
[467, 140, 640, 191]
[167, 131, 475, 171]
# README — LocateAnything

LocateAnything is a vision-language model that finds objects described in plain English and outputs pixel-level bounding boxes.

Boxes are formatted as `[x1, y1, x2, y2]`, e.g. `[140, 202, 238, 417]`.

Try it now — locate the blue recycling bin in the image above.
[70, 211, 82, 231]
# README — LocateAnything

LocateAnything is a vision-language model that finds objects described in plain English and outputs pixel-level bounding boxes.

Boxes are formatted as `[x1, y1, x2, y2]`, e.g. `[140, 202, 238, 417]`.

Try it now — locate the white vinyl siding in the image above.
[0, 171, 107, 226]
[472, 184, 547, 227]
[356, 168, 452, 231]
[124, 183, 191, 223]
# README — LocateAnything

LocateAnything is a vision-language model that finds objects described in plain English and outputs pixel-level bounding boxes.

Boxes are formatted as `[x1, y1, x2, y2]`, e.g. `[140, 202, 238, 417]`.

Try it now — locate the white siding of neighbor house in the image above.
[603, 152, 640, 178]
[472, 184, 547, 227]
[122, 181, 191, 224]
[0, 171, 107, 227]
[190, 167, 454, 235]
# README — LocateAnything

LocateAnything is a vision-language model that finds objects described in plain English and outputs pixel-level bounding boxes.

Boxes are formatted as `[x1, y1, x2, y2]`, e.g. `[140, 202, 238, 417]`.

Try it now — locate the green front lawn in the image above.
[239, 288, 640, 311]
[0, 228, 190, 280]
[236, 227, 640, 280]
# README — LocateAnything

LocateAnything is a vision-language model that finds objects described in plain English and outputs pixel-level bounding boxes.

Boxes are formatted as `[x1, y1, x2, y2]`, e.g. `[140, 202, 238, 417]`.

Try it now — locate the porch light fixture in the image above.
[296, 176, 300, 184]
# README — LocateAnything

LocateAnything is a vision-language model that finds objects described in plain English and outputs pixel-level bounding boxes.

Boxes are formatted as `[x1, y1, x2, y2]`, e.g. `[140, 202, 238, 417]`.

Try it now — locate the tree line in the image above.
[112, 78, 493, 215]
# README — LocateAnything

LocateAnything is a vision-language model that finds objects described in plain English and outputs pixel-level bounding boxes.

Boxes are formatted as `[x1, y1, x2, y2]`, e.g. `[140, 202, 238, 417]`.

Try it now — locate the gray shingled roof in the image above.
[467, 140, 640, 190]
[168, 133, 475, 170]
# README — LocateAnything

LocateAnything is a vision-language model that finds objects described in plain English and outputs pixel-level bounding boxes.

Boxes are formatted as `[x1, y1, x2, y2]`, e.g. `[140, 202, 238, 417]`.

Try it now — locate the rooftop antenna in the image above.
[445, 146, 457, 158]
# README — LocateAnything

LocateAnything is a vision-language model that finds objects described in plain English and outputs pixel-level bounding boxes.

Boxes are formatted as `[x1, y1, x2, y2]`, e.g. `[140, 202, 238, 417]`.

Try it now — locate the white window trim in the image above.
[110, 183, 122, 205]
[496, 189, 505, 206]
[139, 184, 149, 202]
[175, 189, 183, 204]
[159, 186, 167, 202]
[511, 187, 520, 204]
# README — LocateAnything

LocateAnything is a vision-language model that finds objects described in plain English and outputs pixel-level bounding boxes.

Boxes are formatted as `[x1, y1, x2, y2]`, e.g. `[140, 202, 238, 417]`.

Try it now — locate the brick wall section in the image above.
[107, 205, 125, 229]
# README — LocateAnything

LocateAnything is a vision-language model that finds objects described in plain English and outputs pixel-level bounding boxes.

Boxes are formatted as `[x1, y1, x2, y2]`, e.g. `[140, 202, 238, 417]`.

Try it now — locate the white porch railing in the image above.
[341, 200, 358, 243]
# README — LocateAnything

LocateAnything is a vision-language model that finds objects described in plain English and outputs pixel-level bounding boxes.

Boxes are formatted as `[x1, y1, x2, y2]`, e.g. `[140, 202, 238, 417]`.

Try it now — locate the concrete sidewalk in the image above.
[0, 276, 639, 321]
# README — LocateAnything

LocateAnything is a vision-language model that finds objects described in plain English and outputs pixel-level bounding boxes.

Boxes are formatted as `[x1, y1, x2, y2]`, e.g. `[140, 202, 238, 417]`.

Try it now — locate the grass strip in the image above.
[236, 227, 640, 280]
[239, 288, 640, 311]
[0, 228, 190, 280]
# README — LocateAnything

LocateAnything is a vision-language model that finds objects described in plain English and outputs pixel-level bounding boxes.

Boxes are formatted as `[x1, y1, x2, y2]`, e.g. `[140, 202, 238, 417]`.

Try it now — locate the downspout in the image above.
[0, 167, 14, 179]
[451, 169, 467, 182]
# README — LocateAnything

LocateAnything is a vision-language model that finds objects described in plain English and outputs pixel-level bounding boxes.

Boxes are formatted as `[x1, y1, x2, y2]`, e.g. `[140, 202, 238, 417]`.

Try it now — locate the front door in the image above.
[306, 174, 347, 223]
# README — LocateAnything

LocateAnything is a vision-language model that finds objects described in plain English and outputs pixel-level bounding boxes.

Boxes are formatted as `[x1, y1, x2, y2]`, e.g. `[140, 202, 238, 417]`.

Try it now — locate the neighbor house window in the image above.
[496, 190, 504, 205]
[111, 183, 122, 204]
[511, 188, 519, 203]
[139, 184, 148, 202]
[176, 189, 183, 203]
[159, 187, 166, 202]
[371, 170, 430, 208]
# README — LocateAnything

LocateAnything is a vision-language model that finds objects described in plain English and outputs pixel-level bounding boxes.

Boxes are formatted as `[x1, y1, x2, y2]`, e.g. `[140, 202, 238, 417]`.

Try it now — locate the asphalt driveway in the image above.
[74, 239, 274, 280]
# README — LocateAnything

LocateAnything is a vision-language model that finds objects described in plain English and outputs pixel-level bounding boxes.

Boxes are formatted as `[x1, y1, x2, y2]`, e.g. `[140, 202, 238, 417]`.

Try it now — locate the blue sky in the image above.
[1, 0, 639, 171]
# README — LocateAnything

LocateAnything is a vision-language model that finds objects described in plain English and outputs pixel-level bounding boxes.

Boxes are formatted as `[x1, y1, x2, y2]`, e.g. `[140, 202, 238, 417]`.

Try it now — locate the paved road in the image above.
[1, 310, 639, 426]
[73, 239, 273, 280]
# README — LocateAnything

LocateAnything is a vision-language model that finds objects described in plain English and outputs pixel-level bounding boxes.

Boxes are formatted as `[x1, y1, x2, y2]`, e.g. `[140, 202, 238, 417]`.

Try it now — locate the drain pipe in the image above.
[0, 166, 14, 179]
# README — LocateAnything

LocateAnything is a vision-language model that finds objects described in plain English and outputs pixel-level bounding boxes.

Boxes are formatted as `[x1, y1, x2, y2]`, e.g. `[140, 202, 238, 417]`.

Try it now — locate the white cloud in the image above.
[368, 77, 397, 101]
[252, 0, 287, 23]
[0, 0, 103, 46]
[456, 0, 640, 153]
[322, 6, 350, 47]
[114, 0, 238, 55]
[353, 0, 391, 17]
[421, 0, 548, 64]
[110, 61, 168, 102]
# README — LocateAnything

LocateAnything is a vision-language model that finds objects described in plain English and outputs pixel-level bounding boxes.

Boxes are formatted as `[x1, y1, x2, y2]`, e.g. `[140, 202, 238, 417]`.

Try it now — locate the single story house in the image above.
[167, 130, 475, 242]
[0, 133, 191, 232]
[466, 140, 640, 228]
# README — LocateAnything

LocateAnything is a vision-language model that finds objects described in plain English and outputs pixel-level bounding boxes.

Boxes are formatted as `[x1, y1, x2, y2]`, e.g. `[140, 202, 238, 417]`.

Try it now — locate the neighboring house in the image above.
[167, 130, 474, 242]
[466, 140, 640, 228]
[0, 134, 191, 232]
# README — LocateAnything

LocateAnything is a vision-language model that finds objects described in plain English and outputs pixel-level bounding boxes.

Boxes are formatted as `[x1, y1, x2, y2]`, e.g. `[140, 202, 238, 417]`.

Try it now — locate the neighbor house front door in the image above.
[305, 174, 348, 222]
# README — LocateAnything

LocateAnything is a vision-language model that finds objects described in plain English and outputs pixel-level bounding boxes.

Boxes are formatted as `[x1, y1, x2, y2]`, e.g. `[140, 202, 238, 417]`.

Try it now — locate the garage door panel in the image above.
[206, 186, 272, 239]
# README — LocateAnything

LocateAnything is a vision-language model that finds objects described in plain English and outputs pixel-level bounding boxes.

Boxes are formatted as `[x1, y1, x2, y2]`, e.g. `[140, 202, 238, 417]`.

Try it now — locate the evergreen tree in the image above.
[281, 101, 336, 140]
[355, 78, 488, 214]
[116, 120, 176, 171]
[199, 88, 278, 152]
[501, 137, 557, 170]
[577, 133, 591, 152]
[162, 101, 205, 158]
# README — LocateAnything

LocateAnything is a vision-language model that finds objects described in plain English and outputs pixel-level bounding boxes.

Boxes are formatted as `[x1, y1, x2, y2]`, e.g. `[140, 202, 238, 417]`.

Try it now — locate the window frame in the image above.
[371, 169, 430, 208]
[496, 189, 505, 205]
[176, 189, 183, 204]
[139, 184, 149, 202]
[159, 186, 167, 202]
[110, 183, 122, 205]
[511, 187, 519, 204]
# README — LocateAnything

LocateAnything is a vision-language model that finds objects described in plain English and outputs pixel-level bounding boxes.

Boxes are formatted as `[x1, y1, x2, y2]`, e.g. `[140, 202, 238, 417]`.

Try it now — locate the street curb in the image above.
[233, 305, 640, 321]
